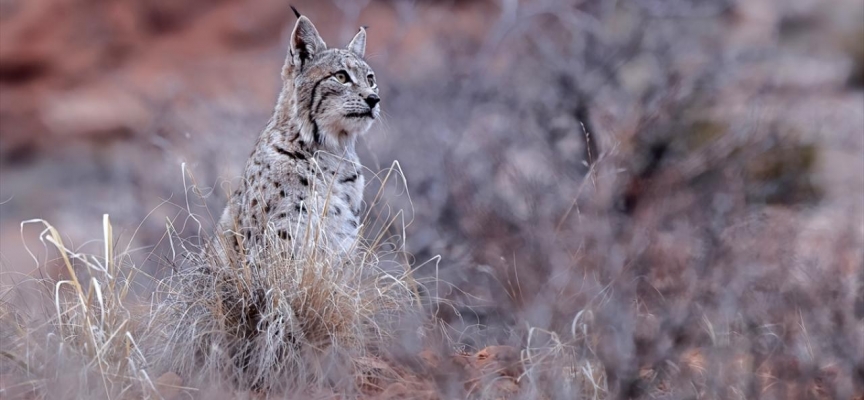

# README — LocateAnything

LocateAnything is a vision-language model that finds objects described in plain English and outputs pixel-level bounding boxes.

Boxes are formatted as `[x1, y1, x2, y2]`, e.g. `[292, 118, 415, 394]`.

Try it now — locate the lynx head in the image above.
[281, 12, 379, 150]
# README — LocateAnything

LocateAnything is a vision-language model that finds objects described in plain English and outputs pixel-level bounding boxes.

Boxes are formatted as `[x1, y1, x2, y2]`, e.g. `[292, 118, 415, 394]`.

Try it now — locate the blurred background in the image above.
[1, 0, 863, 396]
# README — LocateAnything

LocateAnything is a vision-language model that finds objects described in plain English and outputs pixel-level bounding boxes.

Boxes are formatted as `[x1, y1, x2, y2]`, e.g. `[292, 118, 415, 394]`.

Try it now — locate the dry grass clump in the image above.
[516, 310, 607, 399]
[145, 162, 422, 396]
[0, 216, 161, 399]
[149, 229, 418, 395]
[441, 310, 608, 399]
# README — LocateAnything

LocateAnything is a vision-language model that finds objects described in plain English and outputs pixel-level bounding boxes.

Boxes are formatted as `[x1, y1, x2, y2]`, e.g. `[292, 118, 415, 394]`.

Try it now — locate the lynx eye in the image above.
[367, 74, 376, 87]
[333, 71, 351, 84]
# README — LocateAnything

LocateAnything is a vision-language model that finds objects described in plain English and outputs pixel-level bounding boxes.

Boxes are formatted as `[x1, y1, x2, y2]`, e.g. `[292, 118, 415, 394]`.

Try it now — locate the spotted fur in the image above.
[218, 13, 379, 260]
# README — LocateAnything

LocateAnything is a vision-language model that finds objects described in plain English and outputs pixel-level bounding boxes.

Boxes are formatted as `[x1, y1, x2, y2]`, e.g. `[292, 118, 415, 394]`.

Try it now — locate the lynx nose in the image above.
[365, 94, 380, 108]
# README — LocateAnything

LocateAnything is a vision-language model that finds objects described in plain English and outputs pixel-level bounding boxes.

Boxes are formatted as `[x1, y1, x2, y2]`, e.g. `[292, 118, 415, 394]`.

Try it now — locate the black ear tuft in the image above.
[290, 5, 301, 18]
[361, 25, 369, 30]
[291, 15, 326, 67]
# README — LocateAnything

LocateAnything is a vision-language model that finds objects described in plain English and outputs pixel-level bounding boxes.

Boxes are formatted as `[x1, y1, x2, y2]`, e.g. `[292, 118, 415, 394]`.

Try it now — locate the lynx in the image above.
[217, 9, 379, 261]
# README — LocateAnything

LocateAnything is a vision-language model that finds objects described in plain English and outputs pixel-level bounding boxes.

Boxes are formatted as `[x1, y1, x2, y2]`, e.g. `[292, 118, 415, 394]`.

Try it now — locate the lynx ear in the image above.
[347, 27, 367, 57]
[290, 15, 326, 67]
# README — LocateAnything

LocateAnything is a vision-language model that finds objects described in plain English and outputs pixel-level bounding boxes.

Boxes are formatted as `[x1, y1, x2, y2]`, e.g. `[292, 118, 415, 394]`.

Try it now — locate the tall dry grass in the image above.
[0, 157, 626, 399]
[1, 216, 161, 399]
[0, 162, 432, 399]
[149, 209, 418, 394]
